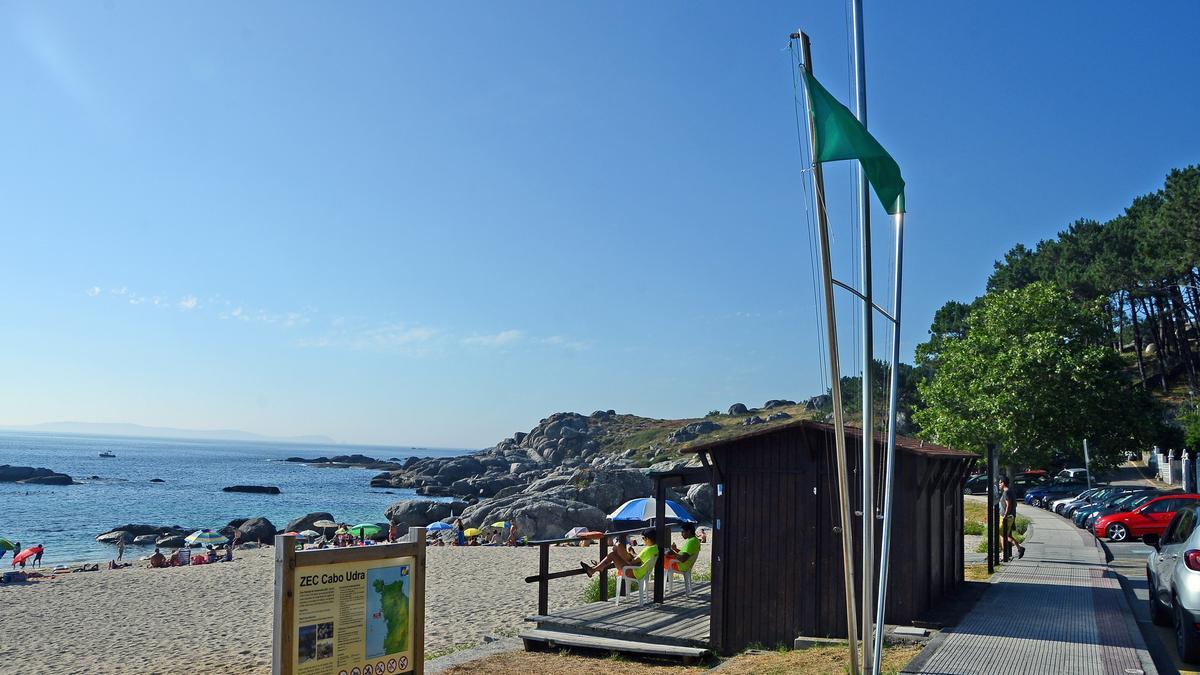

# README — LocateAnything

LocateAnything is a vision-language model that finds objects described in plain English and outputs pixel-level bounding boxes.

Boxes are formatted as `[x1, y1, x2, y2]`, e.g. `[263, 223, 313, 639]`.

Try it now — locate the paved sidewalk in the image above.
[905, 500, 1157, 675]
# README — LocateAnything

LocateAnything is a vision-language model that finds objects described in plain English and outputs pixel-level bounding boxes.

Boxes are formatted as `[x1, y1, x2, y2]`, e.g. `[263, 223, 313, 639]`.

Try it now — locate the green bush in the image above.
[964, 521, 985, 536]
[706, 410, 721, 417]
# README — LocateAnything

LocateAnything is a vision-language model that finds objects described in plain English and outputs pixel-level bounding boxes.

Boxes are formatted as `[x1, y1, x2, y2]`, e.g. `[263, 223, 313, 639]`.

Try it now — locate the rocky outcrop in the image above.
[19, 474, 74, 485]
[728, 403, 749, 415]
[97, 524, 189, 544]
[132, 534, 158, 545]
[763, 399, 795, 409]
[284, 454, 404, 471]
[384, 500, 468, 529]
[742, 415, 765, 426]
[461, 495, 607, 540]
[767, 412, 791, 422]
[668, 420, 721, 443]
[222, 485, 281, 494]
[156, 535, 187, 548]
[0, 465, 73, 485]
[235, 517, 277, 543]
[805, 394, 832, 410]
[683, 483, 714, 521]
[285, 512, 334, 533]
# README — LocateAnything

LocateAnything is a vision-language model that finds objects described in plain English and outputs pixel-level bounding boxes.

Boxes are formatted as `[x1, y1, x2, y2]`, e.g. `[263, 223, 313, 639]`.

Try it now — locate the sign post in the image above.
[274, 527, 426, 675]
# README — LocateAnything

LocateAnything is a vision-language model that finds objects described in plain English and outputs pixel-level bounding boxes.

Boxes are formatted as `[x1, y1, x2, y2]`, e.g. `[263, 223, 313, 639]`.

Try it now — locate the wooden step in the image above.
[519, 628, 710, 660]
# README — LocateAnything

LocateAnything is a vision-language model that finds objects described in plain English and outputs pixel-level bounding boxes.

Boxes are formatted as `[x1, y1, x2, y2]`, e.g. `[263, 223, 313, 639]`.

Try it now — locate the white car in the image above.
[1146, 506, 1200, 662]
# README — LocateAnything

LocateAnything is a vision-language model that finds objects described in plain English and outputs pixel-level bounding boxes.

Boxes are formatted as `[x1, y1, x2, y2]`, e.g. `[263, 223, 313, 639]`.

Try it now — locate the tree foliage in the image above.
[914, 283, 1160, 468]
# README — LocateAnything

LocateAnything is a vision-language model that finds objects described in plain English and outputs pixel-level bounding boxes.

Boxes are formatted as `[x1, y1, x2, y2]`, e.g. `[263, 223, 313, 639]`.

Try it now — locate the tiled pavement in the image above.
[905, 502, 1157, 675]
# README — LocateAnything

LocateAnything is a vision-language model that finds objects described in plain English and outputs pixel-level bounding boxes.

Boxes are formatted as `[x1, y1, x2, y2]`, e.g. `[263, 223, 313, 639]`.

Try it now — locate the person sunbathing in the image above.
[582, 530, 659, 581]
[149, 549, 167, 568]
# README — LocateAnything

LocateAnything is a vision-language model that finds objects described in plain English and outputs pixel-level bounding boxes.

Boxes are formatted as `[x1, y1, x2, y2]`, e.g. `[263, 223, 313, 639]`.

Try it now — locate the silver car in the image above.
[1145, 506, 1200, 662]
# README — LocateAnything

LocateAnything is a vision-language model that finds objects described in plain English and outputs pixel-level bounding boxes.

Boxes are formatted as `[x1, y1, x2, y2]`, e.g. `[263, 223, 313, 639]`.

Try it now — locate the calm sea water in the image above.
[0, 432, 469, 565]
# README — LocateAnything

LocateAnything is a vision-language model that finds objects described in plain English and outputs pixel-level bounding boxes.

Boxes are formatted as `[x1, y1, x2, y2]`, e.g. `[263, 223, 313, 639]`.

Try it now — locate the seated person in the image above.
[149, 549, 167, 568]
[664, 522, 702, 573]
[582, 529, 659, 582]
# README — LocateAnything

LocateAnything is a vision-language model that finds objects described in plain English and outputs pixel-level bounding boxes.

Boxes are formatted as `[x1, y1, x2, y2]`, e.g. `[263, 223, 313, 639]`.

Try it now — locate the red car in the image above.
[1094, 493, 1200, 542]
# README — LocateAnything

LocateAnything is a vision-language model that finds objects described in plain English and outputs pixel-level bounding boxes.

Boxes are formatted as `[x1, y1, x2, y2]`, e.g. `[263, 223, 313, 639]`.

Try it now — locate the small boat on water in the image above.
[98, 451, 115, 458]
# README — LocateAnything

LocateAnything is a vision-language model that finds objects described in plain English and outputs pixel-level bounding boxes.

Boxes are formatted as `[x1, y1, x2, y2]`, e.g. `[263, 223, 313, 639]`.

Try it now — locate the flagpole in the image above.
[872, 210, 904, 674]
[797, 31, 861, 674]
[848, 1, 875, 670]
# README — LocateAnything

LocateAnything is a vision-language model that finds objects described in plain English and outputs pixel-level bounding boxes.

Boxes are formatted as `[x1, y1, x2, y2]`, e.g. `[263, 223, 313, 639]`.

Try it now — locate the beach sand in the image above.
[0, 544, 710, 674]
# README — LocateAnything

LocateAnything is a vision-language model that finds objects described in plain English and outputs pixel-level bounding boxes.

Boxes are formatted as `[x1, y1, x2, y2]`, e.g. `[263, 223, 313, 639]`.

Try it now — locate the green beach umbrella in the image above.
[0, 538, 13, 551]
[351, 523, 383, 538]
[489, 521, 509, 529]
[184, 529, 229, 547]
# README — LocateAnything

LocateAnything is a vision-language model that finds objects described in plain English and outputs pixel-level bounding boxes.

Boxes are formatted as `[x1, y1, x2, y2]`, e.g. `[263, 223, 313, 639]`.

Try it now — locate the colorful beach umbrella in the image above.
[352, 523, 383, 538]
[284, 531, 307, 540]
[490, 521, 510, 529]
[312, 519, 338, 529]
[608, 498, 697, 523]
[564, 527, 588, 538]
[300, 530, 320, 538]
[463, 528, 482, 537]
[184, 529, 229, 546]
[426, 522, 453, 531]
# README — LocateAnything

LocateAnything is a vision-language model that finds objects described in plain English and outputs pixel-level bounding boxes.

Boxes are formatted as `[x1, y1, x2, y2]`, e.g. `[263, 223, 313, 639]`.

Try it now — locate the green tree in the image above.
[914, 282, 1159, 469]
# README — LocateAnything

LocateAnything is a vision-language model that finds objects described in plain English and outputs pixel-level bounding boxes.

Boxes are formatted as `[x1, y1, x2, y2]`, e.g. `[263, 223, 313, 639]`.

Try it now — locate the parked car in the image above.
[1094, 494, 1200, 542]
[964, 475, 989, 495]
[1078, 491, 1162, 530]
[1056, 468, 1090, 482]
[1025, 480, 1090, 508]
[1053, 487, 1105, 515]
[1144, 506, 1200, 662]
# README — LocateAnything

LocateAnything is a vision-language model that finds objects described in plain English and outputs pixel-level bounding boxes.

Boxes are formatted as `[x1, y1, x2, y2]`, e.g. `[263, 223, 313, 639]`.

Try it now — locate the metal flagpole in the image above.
[848, 1, 875, 669]
[798, 31, 861, 674]
[872, 211, 904, 674]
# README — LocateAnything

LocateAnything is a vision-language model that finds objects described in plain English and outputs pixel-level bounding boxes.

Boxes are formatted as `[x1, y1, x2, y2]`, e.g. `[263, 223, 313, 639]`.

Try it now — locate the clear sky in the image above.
[1, 2, 1197, 447]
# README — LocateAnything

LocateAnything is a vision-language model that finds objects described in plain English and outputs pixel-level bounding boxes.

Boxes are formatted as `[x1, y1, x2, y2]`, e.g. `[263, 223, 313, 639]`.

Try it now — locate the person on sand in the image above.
[506, 521, 519, 546]
[453, 518, 466, 547]
[116, 538, 125, 562]
[582, 529, 659, 581]
[388, 521, 398, 543]
[32, 544, 43, 568]
[149, 548, 167, 568]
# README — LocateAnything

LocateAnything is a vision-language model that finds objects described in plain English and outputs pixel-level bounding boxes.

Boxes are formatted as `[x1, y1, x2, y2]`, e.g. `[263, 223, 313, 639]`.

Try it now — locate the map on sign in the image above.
[366, 565, 411, 658]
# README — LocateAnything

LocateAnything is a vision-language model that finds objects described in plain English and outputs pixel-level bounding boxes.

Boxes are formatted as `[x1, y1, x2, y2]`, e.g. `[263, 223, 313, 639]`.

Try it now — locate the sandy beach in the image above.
[0, 544, 710, 674]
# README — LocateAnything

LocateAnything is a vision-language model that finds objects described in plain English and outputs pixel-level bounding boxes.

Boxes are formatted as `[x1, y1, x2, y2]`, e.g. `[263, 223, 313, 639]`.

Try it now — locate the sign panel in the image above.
[293, 557, 415, 675]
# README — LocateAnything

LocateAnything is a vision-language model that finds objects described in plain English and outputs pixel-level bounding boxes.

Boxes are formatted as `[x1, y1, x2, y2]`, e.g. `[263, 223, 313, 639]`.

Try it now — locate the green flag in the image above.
[802, 70, 905, 215]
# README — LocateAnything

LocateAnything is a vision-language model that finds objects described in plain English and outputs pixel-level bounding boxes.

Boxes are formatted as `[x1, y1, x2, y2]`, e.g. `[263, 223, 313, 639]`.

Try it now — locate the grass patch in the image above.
[426, 642, 477, 661]
[720, 643, 922, 675]
[964, 562, 993, 580]
[964, 520, 985, 536]
[583, 574, 645, 602]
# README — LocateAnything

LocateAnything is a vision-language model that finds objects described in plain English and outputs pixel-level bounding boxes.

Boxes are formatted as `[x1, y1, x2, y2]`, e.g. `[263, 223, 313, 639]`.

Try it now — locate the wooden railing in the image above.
[523, 527, 646, 615]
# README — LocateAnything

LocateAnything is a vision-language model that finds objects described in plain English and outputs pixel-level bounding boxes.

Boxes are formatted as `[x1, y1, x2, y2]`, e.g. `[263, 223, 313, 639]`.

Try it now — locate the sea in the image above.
[0, 431, 470, 565]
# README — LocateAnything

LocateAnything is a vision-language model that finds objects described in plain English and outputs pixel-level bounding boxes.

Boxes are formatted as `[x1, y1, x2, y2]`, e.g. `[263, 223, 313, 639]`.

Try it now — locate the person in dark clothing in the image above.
[998, 476, 1026, 561]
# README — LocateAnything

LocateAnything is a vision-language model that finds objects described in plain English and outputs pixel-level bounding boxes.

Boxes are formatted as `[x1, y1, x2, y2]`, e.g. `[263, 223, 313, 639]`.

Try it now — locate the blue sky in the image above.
[1, 2, 1196, 447]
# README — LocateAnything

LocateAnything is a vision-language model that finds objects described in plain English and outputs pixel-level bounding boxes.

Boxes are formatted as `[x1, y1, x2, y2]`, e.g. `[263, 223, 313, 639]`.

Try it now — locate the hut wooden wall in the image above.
[707, 425, 972, 655]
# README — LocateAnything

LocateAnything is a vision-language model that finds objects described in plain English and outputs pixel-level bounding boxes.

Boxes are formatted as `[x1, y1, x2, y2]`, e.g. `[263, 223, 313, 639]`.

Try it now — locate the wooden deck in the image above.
[522, 582, 711, 651]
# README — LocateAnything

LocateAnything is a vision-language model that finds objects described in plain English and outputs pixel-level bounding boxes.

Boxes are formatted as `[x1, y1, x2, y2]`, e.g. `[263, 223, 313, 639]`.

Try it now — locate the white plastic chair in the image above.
[613, 566, 648, 607]
[667, 562, 693, 596]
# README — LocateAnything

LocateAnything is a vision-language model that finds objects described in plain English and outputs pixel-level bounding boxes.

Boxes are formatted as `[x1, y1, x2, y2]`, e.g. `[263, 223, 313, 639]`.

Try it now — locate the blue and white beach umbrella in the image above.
[426, 521, 453, 532]
[607, 498, 697, 523]
[184, 529, 229, 546]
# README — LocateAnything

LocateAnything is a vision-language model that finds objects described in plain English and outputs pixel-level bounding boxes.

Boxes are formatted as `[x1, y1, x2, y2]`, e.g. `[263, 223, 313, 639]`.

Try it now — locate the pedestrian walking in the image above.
[117, 538, 125, 562]
[998, 476, 1026, 561]
[33, 544, 44, 567]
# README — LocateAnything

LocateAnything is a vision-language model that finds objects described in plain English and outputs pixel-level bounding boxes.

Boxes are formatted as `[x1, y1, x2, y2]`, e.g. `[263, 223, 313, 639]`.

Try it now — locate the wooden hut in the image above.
[682, 419, 975, 655]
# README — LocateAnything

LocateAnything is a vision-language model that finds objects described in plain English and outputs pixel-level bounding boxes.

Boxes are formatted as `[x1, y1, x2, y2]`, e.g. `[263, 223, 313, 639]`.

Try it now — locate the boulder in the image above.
[728, 403, 749, 415]
[222, 485, 281, 494]
[742, 416, 765, 426]
[684, 483, 714, 521]
[461, 494, 607, 540]
[96, 530, 133, 544]
[133, 534, 158, 545]
[149, 478, 165, 483]
[156, 535, 186, 548]
[100, 524, 178, 538]
[767, 412, 791, 422]
[435, 457, 485, 483]
[805, 394, 832, 411]
[573, 468, 652, 514]
[0, 465, 73, 485]
[236, 517, 277, 543]
[285, 512, 335, 534]
[384, 499, 469, 529]
[763, 399, 796, 409]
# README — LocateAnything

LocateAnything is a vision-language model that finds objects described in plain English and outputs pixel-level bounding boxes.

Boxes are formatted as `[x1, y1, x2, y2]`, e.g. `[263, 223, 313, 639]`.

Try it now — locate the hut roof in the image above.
[679, 418, 975, 460]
